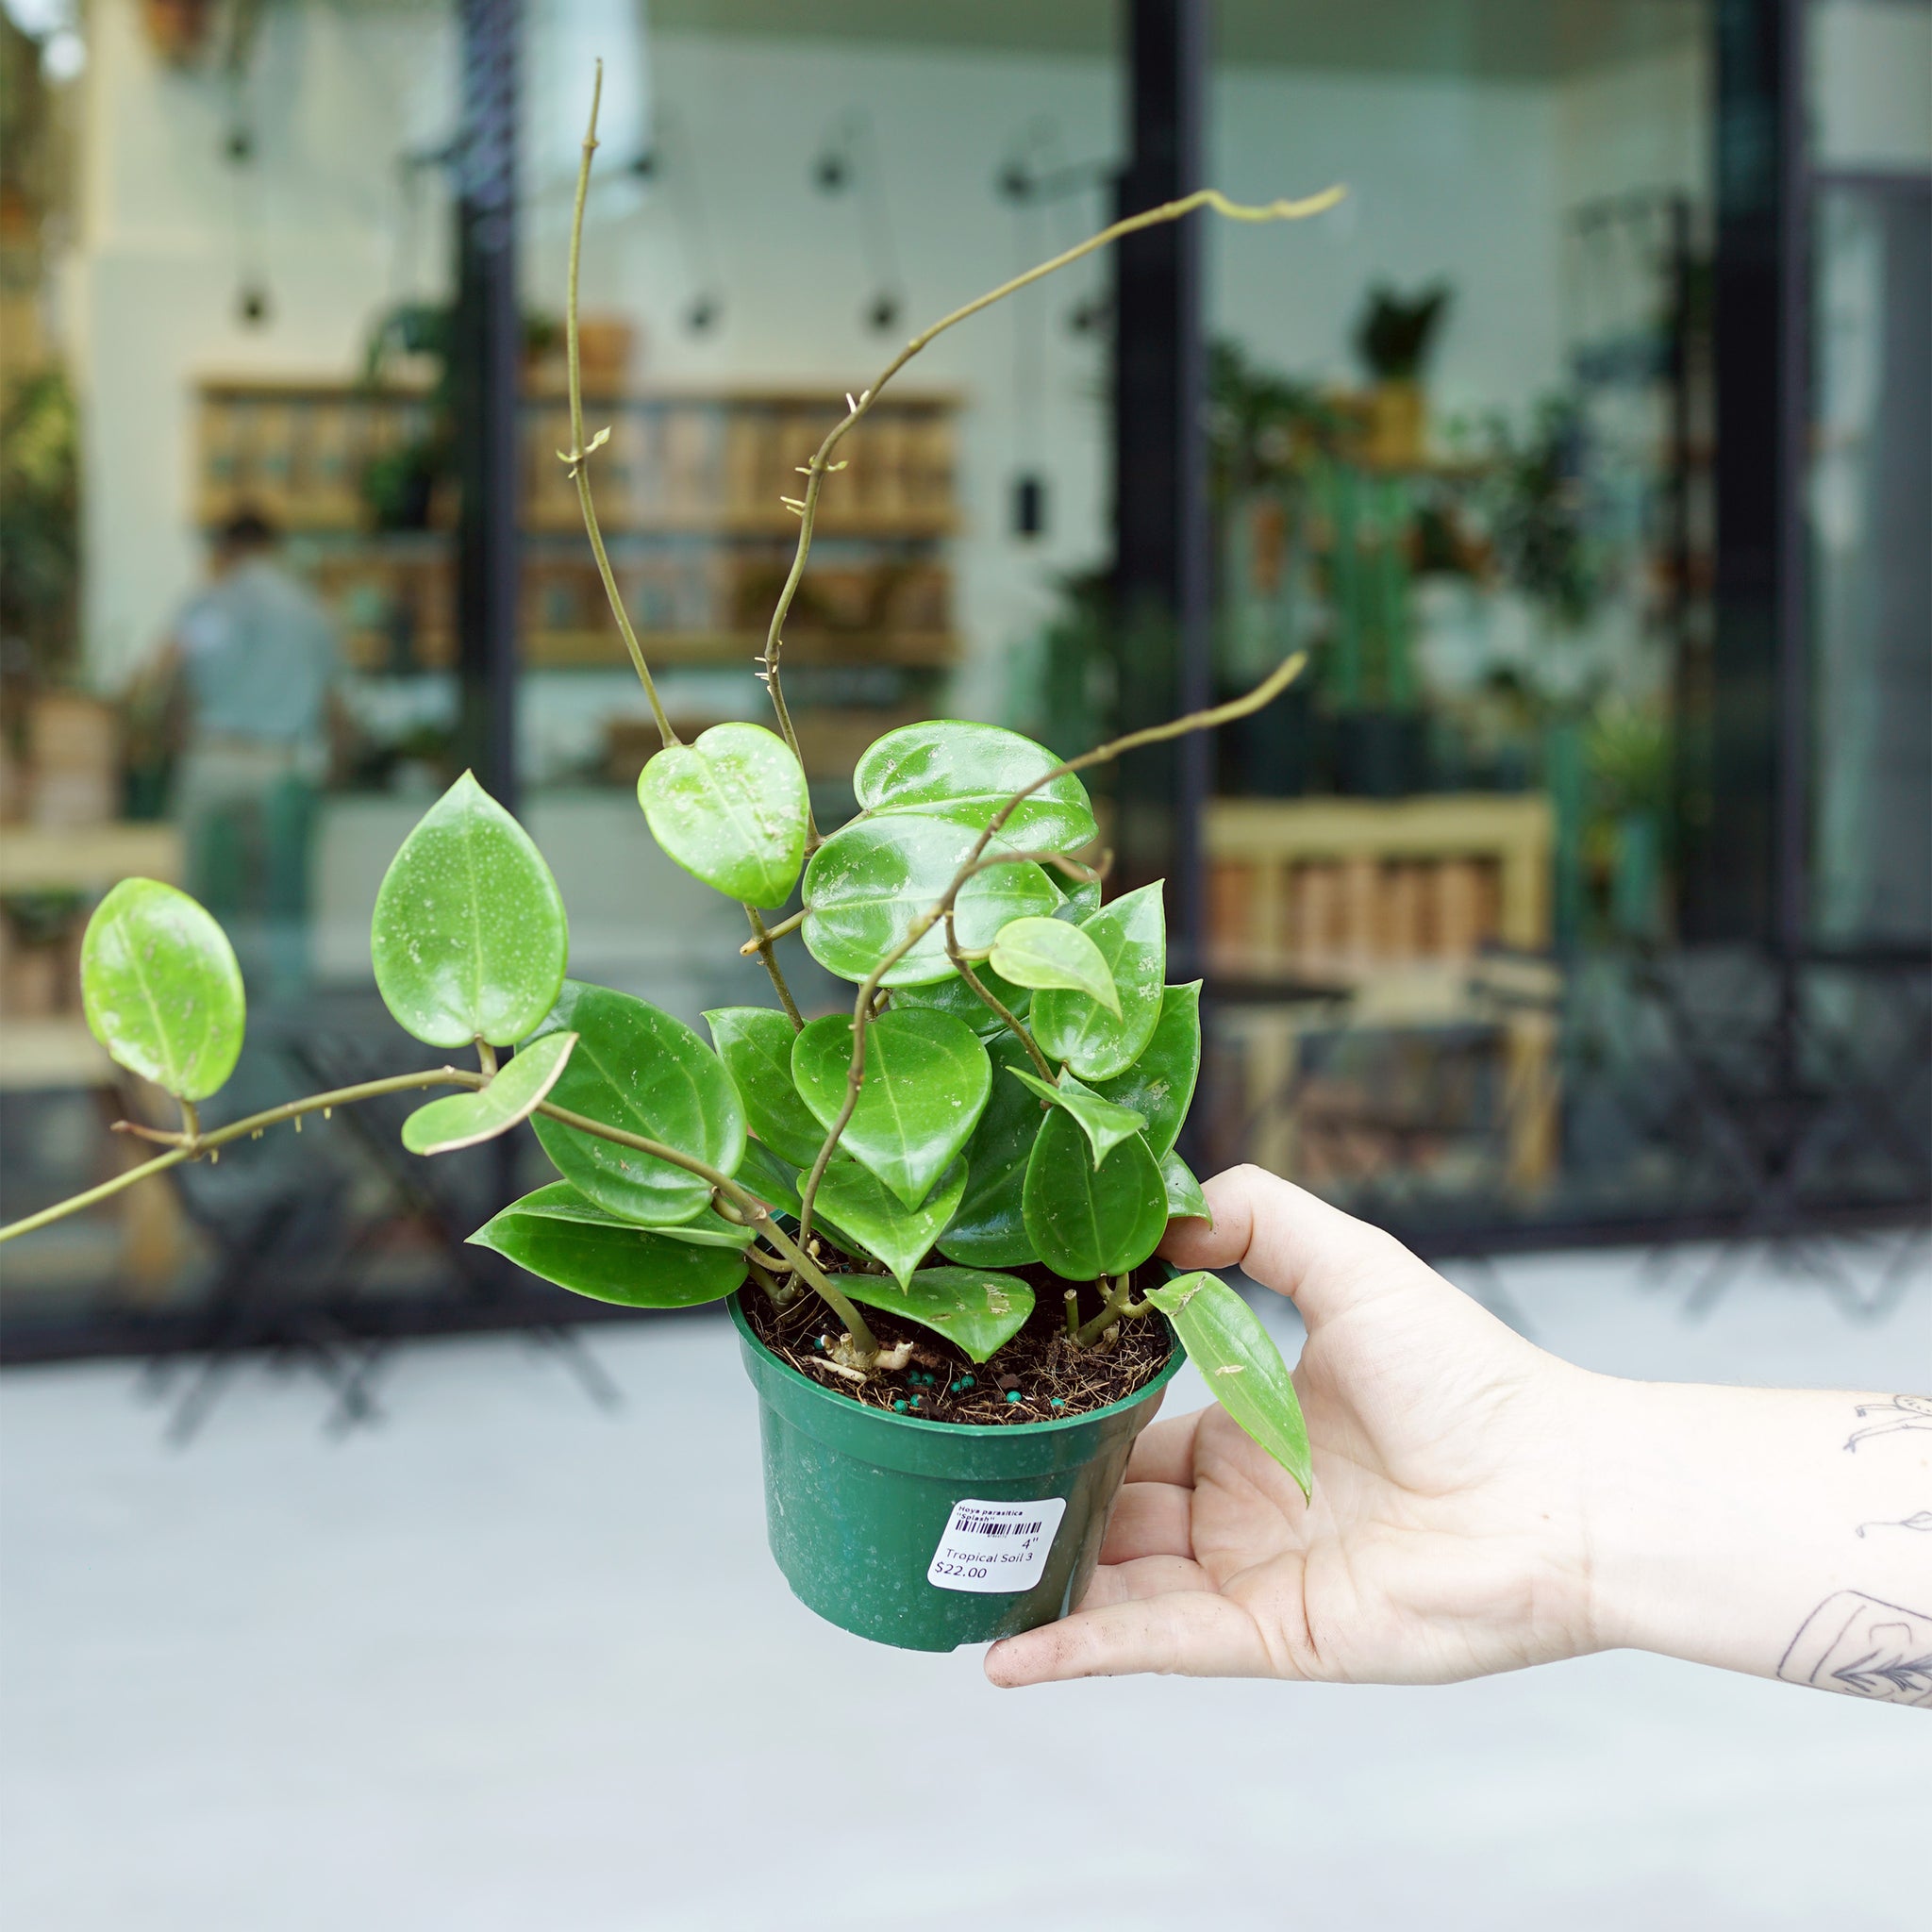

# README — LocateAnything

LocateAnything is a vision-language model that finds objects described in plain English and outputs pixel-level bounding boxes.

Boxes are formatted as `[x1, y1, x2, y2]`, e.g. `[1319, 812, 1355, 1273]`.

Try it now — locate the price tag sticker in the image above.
[926, 1496, 1067, 1594]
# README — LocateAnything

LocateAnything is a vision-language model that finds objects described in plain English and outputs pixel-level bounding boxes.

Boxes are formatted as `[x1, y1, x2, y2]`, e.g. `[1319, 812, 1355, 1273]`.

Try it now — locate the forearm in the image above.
[1581, 1376, 1932, 1704]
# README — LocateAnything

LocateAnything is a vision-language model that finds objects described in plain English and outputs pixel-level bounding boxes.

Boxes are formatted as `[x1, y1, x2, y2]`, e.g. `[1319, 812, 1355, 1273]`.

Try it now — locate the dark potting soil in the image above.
[742, 1259, 1173, 1425]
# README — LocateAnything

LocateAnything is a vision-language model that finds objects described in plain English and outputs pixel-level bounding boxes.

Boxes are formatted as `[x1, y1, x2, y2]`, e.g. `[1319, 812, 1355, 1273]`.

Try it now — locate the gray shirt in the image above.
[176, 558, 341, 751]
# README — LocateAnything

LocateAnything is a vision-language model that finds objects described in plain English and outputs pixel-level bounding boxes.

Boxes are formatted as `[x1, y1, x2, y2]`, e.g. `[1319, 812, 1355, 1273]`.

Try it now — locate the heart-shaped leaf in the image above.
[936, 1031, 1044, 1269]
[1021, 1108, 1167, 1281]
[839, 1266, 1035, 1363]
[802, 811, 1061, 986]
[469, 1197, 747, 1307]
[791, 1008, 991, 1208]
[892, 963, 1031, 1037]
[79, 878, 245, 1102]
[372, 771, 569, 1048]
[1144, 1272, 1311, 1495]
[638, 723, 808, 908]
[706, 1006, 822, 1166]
[988, 915, 1121, 1016]
[1008, 1066, 1146, 1168]
[401, 1030, 576, 1155]
[1054, 877, 1103, 924]
[1159, 1148, 1212, 1223]
[854, 720, 1097, 853]
[1091, 981, 1201, 1158]
[815, 1156, 966, 1289]
[528, 981, 744, 1225]
[1029, 881, 1166, 1080]
[485, 1180, 755, 1248]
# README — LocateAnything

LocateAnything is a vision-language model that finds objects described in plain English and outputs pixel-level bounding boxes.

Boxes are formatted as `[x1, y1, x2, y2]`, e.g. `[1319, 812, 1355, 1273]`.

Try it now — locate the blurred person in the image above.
[137, 508, 344, 996]
[987, 1166, 1931, 1707]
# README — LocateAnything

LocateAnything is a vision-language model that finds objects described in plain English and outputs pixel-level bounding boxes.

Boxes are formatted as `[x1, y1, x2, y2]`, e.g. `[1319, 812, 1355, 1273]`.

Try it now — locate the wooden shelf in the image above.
[0, 823, 183, 893]
[0, 1019, 114, 1091]
[343, 629, 960, 675]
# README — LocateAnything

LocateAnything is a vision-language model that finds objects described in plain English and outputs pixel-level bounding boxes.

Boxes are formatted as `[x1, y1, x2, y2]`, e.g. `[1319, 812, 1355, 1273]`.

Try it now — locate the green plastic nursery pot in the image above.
[728, 1293, 1185, 1651]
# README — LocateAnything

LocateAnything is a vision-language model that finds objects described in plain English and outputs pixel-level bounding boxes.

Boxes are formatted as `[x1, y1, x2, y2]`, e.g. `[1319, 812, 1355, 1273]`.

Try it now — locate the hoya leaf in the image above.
[988, 915, 1121, 1017]
[638, 723, 808, 908]
[1021, 1110, 1167, 1282]
[498, 1180, 756, 1249]
[814, 1156, 967, 1290]
[892, 963, 1032, 1038]
[400, 1030, 576, 1156]
[1159, 1148, 1212, 1224]
[469, 1199, 746, 1308]
[1029, 881, 1165, 1080]
[854, 720, 1097, 854]
[706, 1006, 822, 1167]
[79, 878, 245, 1102]
[1144, 1272, 1311, 1496]
[1054, 877, 1103, 924]
[839, 1267, 1035, 1364]
[801, 811, 1060, 987]
[734, 1141, 803, 1219]
[1008, 1065, 1146, 1169]
[527, 981, 744, 1225]
[372, 771, 569, 1048]
[936, 1031, 1044, 1269]
[791, 1008, 991, 1209]
[1091, 981, 1202, 1158]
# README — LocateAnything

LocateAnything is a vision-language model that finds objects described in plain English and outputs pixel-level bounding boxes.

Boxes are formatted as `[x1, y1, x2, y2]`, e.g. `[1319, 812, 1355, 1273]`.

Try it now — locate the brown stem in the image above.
[744, 905, 804, 1030]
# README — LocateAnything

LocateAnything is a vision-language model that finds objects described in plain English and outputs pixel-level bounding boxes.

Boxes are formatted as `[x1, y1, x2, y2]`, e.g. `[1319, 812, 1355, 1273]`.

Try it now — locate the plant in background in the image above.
[0, 70, 1343, 1649]
[1352, 281, 1454, 385]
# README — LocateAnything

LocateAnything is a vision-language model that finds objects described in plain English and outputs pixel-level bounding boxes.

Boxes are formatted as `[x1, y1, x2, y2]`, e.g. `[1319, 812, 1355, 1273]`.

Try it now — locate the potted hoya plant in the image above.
[0, 74, 1341, 1653]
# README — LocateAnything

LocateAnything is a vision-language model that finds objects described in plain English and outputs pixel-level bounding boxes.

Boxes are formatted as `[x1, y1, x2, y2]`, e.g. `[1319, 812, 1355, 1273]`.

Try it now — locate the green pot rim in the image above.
[725, 1286, 1184, 1442]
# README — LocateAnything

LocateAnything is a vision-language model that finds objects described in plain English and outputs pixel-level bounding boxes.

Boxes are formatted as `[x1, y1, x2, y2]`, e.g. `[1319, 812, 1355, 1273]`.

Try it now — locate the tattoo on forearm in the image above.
[1777, 1591, 1932, 1706]
[1855, 1511, 1932, 1539]
[1843, 1394, 1932, 1454]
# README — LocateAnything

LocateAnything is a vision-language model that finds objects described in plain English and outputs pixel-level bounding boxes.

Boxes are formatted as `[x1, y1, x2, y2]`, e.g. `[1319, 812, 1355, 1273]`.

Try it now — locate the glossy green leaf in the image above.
[485, 1180, 755, 1248]
[1008, 1066, 1146, 1169]
[936, 1031, 1044, 1269]
[988, 915, 1121, 1017]
[891, 963, 1031, 1038]
[734, 1141, 803, 1219]
[401, 1030, 576, 1156]
[469, 1198, 747, 1308]
[1091, 981, 1201, 1158]
[1029, 881, 1166, 1081]
[371, 771, 569, 1048]
[527, 981, 744, 1225]
[706, 1006, 822, 1166]
[814, 1156, 966, 1290]
[638, 723, 808, 908]
[1144, 1272, 1311, 1495]
[1159, 1148, 1212, 1224]
[791, 1008, 991, 1209]
[1054, 877, 1103, 924]
[839, 1266, 1035, 1364]
[1021, 1109, 1167, 1281]
[801, 811, 1060, 986]
[79, 878, 245, 1102]
[854, 720, 1097, 854]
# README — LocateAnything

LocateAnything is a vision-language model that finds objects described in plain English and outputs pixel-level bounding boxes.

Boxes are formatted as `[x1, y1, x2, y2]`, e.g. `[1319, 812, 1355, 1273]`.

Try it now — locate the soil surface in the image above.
[742, 1260, 1173, 1425]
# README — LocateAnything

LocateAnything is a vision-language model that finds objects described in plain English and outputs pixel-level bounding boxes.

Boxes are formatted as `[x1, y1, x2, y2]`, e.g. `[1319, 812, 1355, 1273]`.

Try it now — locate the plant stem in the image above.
[1074, 1271, 1154, 1349]
[476, 1040, 498, 1076]
[946, 919, 1055, 1081]
[738, 906, 807, 954]
[744, 906, 804, 1030]
[565, 61, 677, 748]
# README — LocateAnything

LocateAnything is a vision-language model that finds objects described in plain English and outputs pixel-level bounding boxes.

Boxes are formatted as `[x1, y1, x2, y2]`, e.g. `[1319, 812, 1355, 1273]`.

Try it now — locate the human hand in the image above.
[986, 1166, 1601, 1687]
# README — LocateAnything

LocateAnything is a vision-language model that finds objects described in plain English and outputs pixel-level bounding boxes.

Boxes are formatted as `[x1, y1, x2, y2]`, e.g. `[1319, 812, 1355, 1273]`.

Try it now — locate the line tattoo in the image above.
[1855, 1511, 1932, 1539]
[1843, 1394, 1932, 1455]
[1776, 1591, 1932, 1706]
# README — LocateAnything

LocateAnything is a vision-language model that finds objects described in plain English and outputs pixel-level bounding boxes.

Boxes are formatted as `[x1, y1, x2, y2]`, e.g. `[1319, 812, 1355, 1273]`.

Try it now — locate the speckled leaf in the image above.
[891, 963, 1031, 1038]
[484, 1180, 755, 1249]
[638, 723, 808, 908]
[1091, 981, 1201, 1158]
[988, 915, 1121, 1016]
[840, 1266, 1035, 1364]
[79, 878, 245, 1102]
[1054, 877, 1103, 924]
[801, 811, 1061, 987]
[1159, 1148, 1211, 1224]
[1029, 881, 1166, 1080]
[401, 1030, 576, 1156]
[791, 1008, 991, 1208]
[527, 981, 744, 1225]
[936, 1031, 1044, 1269]
[814, 1156, 966, 1290]
[371, 771, 568, 1048]
[854, 720, 1097, 854]
[1021, 1108, 1167, 1281]
[1007, 1066, 1146, 1169]
[1144, 1271, 1311, 1495]
[706, 1006, 822, 1166]
[469, 1198, 746, 1308]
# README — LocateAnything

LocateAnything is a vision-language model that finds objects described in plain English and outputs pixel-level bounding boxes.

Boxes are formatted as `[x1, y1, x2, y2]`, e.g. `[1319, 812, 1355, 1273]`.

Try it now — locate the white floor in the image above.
[4, 1236, 1929, 1932]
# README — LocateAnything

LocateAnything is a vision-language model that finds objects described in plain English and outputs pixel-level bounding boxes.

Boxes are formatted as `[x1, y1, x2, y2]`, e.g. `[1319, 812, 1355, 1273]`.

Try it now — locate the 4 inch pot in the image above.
[728, 1294, 1184, 1652]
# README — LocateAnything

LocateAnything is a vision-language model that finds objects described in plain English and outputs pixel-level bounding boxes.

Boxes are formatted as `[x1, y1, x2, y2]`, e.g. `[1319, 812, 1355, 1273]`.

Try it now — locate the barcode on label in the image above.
[926, 1496, 1068, 1594]
[954, 1517, 1043, 1539]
